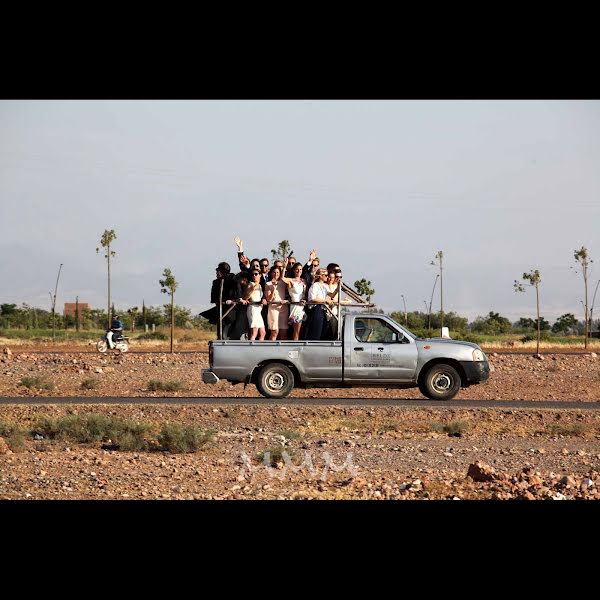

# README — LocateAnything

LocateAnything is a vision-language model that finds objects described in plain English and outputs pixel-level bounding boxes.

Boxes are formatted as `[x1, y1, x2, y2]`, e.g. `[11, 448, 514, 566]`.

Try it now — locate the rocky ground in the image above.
[1, 346, 599, 500]
[0, 404, 599, 499]
[1, 347, 599, 401]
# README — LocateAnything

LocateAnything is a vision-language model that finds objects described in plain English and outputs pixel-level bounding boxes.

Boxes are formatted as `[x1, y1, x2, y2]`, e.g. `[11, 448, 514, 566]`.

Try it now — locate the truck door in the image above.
[345, 316, 418, 383]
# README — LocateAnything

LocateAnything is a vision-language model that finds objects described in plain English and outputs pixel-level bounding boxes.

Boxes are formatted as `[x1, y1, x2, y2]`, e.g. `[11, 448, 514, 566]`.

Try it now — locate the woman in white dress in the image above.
[281, 260, 307, 341]
[323, 269, 341, 339]
[243, 269, 266, 340]
[264, 266, 289, 340]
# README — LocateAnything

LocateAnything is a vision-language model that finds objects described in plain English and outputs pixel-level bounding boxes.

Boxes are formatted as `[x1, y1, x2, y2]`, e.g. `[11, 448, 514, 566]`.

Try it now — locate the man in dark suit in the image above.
[200, 262, 241, 339]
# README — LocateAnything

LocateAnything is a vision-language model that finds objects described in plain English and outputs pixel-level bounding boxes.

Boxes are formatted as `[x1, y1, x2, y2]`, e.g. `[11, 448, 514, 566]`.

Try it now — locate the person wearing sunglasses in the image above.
[264, 266, 289, 340]
[281, 259, 307, 341]
[302, 248, 321, 289]
[306, 268, 333, 340]
[243, 270, 267, 340]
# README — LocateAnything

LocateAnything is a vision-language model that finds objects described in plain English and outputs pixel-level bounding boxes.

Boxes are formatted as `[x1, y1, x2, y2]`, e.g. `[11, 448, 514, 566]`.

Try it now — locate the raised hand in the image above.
[234, 236, 243, 252]
[240, 254, 250, 267]
[309, 249, 317, 262]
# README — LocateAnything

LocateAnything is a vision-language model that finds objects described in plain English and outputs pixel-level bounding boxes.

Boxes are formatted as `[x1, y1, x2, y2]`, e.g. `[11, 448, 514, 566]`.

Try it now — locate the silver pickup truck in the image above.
[202, 313, 490, 400]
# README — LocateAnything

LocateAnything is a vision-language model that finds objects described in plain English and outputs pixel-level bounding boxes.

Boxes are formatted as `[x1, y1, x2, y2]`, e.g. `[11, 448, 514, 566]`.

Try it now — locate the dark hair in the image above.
[269, 266, 281, 278]
[251, 258, 260, 266]
[217, 261, 231, 275]
[326, 262, 339, 273]
[260, 258, 269, 266]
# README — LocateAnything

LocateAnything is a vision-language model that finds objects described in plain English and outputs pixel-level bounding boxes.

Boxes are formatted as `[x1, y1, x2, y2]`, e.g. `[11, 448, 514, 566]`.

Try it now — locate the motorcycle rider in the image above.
[106, 314, 124, 349]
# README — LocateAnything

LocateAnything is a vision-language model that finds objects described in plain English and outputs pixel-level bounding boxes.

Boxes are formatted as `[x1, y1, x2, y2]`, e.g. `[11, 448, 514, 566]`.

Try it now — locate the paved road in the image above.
[0, 397, 599, 410]
[18, 349, 598, 356]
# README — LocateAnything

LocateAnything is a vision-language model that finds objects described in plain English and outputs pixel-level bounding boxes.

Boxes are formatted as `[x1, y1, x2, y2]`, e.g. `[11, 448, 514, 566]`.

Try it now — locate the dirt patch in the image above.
[1, 350, 599, 401]
[0, 404, 599, 499]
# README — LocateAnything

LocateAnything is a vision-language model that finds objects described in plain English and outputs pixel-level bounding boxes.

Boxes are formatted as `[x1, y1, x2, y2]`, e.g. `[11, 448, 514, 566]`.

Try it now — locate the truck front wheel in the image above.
[419, 364, 461, 401]
[256, 363, 295, 399]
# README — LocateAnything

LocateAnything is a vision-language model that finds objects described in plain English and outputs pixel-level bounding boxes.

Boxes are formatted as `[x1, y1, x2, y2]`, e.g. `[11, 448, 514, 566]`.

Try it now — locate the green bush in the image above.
[432, 420, 469, 436]
[81, 378, 99, 390]
[545, 423, 587, 437]
[147, 380, 186, 392]
[137, 331, 169, 341]
[256, 444, 295, 466]
[18, 376, 54, 391]
[0, 419, 27, 452]
[34, 413, 152, 450]
[158, 423, 215, 453]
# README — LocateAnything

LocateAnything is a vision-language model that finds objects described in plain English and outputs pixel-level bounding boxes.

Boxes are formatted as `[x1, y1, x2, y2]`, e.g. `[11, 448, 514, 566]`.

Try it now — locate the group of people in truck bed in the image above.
[201, 237, 350, 341]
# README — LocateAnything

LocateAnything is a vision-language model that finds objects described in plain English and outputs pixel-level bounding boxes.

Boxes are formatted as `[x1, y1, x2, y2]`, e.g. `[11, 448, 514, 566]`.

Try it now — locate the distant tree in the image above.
[429, 311, 468, 332]
[128, 306, 139, 332]
[354, 279, 375, 303]
[514, 269, 542, 355]
[192, 315, 216, 332]
[572, 246, 593, 349]
[96, 229, 117, 329]
[552, 313, 578, 335]
[271, 240, 294, 262]
[471, 311, 512, 335]
[159, 268, 178, 353]
[517, 317, 536, 330]
[162, 304, 192, 328]
[142, 305, 164, 327]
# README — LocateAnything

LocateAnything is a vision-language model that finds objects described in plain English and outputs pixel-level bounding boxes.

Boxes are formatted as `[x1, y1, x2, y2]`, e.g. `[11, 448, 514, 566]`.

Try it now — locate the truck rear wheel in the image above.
[256, 363, 295, 399]
[420, 364, 461, 401]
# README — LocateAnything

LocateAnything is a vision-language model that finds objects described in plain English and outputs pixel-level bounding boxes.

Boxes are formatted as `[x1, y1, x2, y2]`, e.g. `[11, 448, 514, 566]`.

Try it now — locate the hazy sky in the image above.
[1, 100, 599, 322]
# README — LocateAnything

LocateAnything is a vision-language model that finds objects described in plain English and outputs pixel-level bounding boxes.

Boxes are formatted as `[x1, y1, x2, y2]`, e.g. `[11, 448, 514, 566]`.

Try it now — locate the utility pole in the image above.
[50, 263, 63, 341]
[431, 251, 444, 328]
[401, 294, 407, 326]
[428, 274, 439, 330]
[75, 295, 80, 332]
[589, 279, 599, 335]
[143, 299, 147, 330]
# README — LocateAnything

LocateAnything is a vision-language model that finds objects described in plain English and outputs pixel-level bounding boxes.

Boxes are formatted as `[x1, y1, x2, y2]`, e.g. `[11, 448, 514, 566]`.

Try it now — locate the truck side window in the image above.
[355, 318, 402, 343]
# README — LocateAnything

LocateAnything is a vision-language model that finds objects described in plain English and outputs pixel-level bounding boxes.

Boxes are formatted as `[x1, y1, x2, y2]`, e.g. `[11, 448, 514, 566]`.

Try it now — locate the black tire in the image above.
[256, 363, 295, 399]
[420, 364, 461, 401]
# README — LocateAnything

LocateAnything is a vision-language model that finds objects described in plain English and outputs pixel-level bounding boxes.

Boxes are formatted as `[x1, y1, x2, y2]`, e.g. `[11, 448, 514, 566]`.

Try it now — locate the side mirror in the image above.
[441, 326, 450, 339]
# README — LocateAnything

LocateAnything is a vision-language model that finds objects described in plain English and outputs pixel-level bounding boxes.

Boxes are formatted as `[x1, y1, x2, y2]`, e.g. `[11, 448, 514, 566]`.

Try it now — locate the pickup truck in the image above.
[201, 313, 490, 400]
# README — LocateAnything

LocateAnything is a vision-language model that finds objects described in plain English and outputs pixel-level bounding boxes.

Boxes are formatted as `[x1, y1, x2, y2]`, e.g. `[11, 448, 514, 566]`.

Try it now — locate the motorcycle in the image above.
[96, 332, 130, 354]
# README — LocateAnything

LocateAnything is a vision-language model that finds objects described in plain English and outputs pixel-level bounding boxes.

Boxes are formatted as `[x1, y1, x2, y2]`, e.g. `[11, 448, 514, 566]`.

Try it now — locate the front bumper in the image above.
[459, 360, 490, 384]
[202, 369, 220, 385]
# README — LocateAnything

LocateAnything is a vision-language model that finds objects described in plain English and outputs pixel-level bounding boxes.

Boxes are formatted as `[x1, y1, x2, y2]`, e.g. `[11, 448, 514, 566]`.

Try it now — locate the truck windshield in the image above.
[385, 316, 417, 340]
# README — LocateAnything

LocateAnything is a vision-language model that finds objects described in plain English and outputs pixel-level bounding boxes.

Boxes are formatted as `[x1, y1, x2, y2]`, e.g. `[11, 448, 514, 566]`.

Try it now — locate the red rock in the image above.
[467, 461, 500, 482]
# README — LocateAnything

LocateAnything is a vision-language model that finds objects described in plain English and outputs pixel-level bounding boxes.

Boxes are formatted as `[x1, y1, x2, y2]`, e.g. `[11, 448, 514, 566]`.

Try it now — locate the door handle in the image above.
[377, 347, 384, 351]
[354, 347, 364, 351]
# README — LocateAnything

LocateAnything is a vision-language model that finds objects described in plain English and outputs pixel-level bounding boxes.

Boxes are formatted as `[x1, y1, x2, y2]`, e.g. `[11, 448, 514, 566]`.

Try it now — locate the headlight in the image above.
[472, 349, 485, 362]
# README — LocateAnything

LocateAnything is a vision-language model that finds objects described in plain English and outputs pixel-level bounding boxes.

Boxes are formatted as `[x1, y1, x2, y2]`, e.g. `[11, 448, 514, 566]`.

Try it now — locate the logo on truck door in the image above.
[288, 350, 299, 359]
[328, 356, 342, 365]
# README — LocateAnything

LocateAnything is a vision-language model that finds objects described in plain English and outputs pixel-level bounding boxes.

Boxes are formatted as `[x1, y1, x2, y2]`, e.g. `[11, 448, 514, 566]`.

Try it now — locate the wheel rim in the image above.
[266, 372, 285, 392]
[432, 372, 453, 393]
